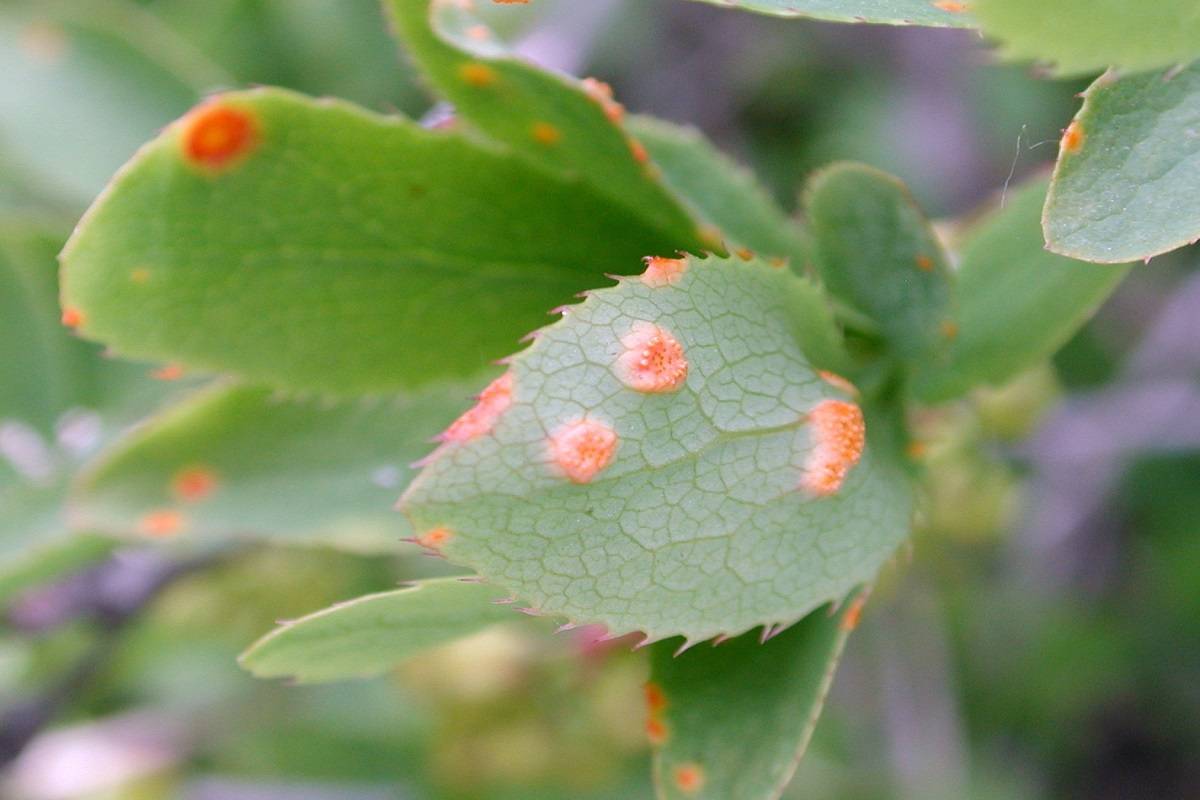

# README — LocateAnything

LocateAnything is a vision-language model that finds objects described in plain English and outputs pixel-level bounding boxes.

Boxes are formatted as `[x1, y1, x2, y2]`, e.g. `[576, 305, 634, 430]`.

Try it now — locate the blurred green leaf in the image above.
[0, 0, 224, 206]
[916, 179, 1130, 401]
[70, 379, 479, 548]
[625, 115, 809, 265]
[1044, 61, 1200, 263]
[60, 88, 686, 394]
[974, 0, 1200, 77]
[649, 595, 860, 800]
[402, 254, 910, 642]
[679, 0, 974, 28]
[806, 163, 954, 364]
[385, 0, 705, 251]
[239, 577, 518, 683]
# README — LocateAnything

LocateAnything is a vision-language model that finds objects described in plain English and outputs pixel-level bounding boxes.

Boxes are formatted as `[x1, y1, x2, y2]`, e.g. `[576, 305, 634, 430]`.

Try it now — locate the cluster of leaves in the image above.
[5, 0, 1194, 797]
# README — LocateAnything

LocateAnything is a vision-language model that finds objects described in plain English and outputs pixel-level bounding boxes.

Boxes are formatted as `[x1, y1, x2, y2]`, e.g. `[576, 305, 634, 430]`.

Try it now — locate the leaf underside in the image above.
[649, 594, 862, 800]
[1044, 61, 1200, 263]
[401, 254, 911, 643]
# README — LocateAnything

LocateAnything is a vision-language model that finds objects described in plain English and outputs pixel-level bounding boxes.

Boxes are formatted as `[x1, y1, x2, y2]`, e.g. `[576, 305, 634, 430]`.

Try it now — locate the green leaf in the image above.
[805, 163, 955, 364]
[648, 594, 863, 800]
[974, 0, 1200, 77]
[239, 577, 519, 683]
[60, 88, 686, 395]
[401, 254, 911, 643]
[624, 116, 809, 266]
[0, 0, 223, 205]
[678, 0, 974, 28]
[70, 379, 480, 548]
[0, 533, 113, 605]
[915, 179, 1130, 402]
[1043, 61, 1200, 263]
[385, 0, 705, 252]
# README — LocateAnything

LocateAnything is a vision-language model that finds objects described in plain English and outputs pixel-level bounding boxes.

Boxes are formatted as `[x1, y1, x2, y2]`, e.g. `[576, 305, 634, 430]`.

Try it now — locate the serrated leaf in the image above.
[386, 0, 705, 251]
[239, 577, 518, 684]
[806, 163, 955, 363]
[648, 594, 862, 800]
[401, 254, 911, 642]
[70, 379, 479, 548]
[915, 179, 1130, 402]
[0, 0, 223, 205]
[1043, 62, 1200, 263]
[974, 0, 1200, 77]
[624, 116, 809, 266]
[679, 0, 974, 28]
[60, 88, 686, 395]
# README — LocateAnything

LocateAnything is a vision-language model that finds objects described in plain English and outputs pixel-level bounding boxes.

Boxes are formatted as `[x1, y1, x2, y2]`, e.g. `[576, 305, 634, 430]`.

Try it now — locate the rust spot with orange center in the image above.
[61, 307, 84, 328]
[152, 363, 185, 381]
[644, 682, 668, 714]
[172, 466, 219, 503]
[915, 254, 934, 272]
[841, 593, 868, 632]
[801, 399, 866, 497]
[932, 0, 969, 11]
[441, 373, 513, 443]
[1061, 119, 1085, 154]
[940, 320, 959, 340]
[617, 323, 689, 394]
[417, 526, 454, 550]
[641, 256, 687, 287]
[581, 77, 625, 123]
[139, 509, 185, 538]
[645, 716, 669, 745]
[458, 61, 497, 87]
[673, 763, 706, 794]
[531, 121, 562, 146]
[549, 419, 618, 484]
[181, 103, 258, 171]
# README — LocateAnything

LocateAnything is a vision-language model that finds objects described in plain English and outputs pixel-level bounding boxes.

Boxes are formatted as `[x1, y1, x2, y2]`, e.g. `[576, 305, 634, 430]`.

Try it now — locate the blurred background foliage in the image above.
[0, 0, 1197, 798]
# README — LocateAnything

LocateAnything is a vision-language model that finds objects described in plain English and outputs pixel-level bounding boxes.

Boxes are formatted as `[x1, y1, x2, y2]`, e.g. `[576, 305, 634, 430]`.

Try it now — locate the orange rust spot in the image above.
[734, 247, 754, 261]
[172, 466, 219, 503]
[493, 0, 529, 4]
[641, 256, 687, 287]
[645, 716, 669, 745]
[549, 419, 618, 484]
[1061, 119, 1085, 154]
[617, 323, 688, 394]
[768, 256, 787, 269]
[841, 594, 868, 632]
[697, 225, 723, 251]
[61, 307, 84, 328]
[181, 103, 258, 171]
[802, 399, 866, 497]
[915, 254, 934, 272]
[531, 121, 562, 146]
[628, 137, 649, 164]
[417, 526, 454, 549]
[818, 370, 859, 398]
[673, 763, 705, 794]
[458, 61, 497, 87]
[932, 0, 969, 11]
[152, 363, 185, 381]
[581, 77, 625, 123]
[129, 267, 151, 284]
[906, 440, 928, 460]
[940, 320, 959, 340]
[139, 509, 185, 538]
[644, 682, 668, 714]
[441, 373, 513, 443]
[465, 24, 491, 41]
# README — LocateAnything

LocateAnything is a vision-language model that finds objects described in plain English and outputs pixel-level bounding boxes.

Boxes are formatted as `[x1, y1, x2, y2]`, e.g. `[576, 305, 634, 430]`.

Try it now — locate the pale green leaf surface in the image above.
[239, 577, 518, 683]
[974, 0, 1200, 77]
[916, 180, 1129, 401]
[625, 115, 810, 266]
[386, 0, 705, 251]
[60, 88, 685, 395]
[679, 0, 974, 27]
[71, 380, 477, 548]
[1043, 62, 1200, 263]
[401, 254, 911, 642]
[0, 0, 223, 205]
[650, 594, 861, 800]
[806, 163, 955, 363]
